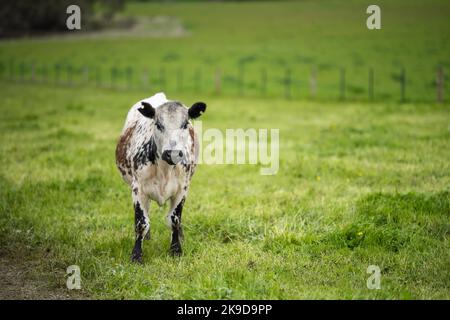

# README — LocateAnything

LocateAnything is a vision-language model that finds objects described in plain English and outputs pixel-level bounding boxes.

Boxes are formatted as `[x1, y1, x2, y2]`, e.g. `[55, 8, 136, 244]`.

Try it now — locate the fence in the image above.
[0, 60, 446, 103]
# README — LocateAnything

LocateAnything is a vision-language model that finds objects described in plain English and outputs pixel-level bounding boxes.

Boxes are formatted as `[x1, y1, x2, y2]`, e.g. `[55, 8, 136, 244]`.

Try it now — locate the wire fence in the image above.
[0, 60, 447, 103]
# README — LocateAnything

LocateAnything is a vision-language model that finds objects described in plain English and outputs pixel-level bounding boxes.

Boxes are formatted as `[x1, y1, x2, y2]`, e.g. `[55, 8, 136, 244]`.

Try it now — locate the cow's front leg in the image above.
[167, 196, 185, 257]
[131, 185, 150, 263]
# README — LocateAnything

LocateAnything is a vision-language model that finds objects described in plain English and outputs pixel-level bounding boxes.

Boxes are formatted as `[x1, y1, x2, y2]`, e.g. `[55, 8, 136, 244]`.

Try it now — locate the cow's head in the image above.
[138, 100, 206, 165]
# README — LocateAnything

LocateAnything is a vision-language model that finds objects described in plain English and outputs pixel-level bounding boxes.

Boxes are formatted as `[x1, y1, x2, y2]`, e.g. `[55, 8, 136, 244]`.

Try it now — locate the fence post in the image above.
[126, 66, 132, 89]
[42, 64, 48, 84]
[95, 66, 101, 87]
[149, 69, 153, 90]
[159, 67, 166, 89]
[214, 68, 222, 95]
[83, 65, 89, 85]
[31, 62, 36, 82]
[55, 64, 61, 85]
[177, 68, 183, 92]
[340, 67, 346, 100]
[400, 67, 406, 103]
[195, 68, 201, 93]
[19, 62, 26, 82]
[67, 64, 73, 86]
[261, 68, 267, 97]
[369, 67, 374, 101]
[238, 64, 244, 96]
[141, 68, 149, 90]
[437, 66, 444, 103]
[36, 64, 40, 83]
[285, 68, 291, 100]
[110, 67, 116, 88]
[310, 66, 317, 98]
[9, 59, 14, 81]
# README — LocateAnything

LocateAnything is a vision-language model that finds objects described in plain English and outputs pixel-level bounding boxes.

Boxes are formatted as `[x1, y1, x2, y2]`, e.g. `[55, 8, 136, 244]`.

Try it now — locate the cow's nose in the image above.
[162, 150, 183, 165]
[162, 150, 174, 164]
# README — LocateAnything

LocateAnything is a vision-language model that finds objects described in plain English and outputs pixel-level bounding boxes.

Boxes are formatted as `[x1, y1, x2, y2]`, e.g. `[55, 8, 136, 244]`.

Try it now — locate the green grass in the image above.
[0, 82, 448, 299]
[0, 0, 449, 299]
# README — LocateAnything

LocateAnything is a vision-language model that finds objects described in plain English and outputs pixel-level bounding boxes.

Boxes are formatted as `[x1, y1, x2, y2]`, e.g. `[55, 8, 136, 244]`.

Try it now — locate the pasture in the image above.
[0, 0, 449, 299]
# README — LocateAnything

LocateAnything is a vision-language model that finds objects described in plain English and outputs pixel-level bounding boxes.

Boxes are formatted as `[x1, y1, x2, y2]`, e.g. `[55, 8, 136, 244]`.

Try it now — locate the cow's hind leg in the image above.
[131, 185, 150, 263]
[167, 196, 185, 257]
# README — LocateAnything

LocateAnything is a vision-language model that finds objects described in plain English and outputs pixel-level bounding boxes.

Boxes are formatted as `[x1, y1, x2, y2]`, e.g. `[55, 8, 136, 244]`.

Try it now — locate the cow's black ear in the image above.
[138, 101, 155, 118]
[188, 102, 207, 119]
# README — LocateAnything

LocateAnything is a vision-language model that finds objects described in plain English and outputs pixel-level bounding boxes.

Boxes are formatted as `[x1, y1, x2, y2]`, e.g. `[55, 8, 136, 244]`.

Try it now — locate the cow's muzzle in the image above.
[162, 150, 183, 165]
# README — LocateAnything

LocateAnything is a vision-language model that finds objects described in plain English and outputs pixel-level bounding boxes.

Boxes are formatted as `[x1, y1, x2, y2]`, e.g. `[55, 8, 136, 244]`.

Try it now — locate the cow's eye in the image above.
[155, 121, 164, 131]
[181, 121, 189, 130]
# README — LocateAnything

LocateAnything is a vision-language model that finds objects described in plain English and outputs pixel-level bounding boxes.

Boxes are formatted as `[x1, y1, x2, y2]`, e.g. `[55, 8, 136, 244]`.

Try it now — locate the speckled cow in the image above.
[115, 93, 206, 263]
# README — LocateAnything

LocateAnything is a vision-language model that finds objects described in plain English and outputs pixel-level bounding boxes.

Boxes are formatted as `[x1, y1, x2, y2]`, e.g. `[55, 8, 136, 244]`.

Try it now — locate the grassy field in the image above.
[0, 0, 449, 299]
[0, 82, 448, 299]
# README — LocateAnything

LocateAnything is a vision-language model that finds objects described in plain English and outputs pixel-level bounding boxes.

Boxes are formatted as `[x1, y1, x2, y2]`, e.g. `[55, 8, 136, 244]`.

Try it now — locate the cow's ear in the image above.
[188, 102, 207, 119]
[138, 101, 155, 118]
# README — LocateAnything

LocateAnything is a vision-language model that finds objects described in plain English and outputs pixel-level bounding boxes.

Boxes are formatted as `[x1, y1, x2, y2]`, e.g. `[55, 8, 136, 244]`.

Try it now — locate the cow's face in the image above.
[138, 101, 206, 165]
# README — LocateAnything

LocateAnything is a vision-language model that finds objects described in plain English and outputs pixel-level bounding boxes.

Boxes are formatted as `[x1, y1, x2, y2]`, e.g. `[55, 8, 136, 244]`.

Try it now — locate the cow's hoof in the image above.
[131, 255, 143, 264]
[131, 251, 143, 264]
[170, 244, 182, 257]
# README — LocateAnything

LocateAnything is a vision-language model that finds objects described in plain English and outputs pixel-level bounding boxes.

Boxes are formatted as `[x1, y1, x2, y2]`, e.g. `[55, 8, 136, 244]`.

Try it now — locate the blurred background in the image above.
[0, 0, 449, 299]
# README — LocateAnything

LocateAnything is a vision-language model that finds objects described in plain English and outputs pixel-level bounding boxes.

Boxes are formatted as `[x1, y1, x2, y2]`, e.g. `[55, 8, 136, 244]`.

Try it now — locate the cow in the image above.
[115, 92, 207, 263]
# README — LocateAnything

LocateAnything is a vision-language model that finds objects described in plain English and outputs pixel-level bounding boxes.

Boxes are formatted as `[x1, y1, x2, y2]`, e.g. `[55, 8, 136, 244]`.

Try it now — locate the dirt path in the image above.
[0, 249, 86, 300]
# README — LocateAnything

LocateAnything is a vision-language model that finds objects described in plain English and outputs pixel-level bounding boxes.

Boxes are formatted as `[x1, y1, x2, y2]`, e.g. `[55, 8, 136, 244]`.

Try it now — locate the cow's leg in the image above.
[144, 228, 151, 240]
[131, 185, 150, 263]
[166, 196, 185, 256]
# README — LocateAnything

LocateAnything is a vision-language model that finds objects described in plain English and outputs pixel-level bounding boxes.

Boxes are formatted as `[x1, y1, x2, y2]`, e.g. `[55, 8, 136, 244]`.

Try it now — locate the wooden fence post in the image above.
[437, 66, 444, 103]
[369, 67, 374, 101]
[400, 67, 406, 102]
[195, 68, 201, 93]
[141, 69, 149, 90]
[19, 62, 26, 82]
[110, 67, 116, 88]
[126, 66, 133, 89]
[149, 69, 152, 90]
[261, 68, 267, 97]
[95, 67, 101, 87]
[215, 68, 221, 95]
[31, 62, 36, 82]
[310, 66, 317, 98]
[159, 67, 166, 89]
[9, 59, 14, 80]
[67, 64, 73, 86]
[238, 64, 244, 96]
[83, 65, 89, 85]
[177, 68, 183, 92]
[55, 64, 61, 85]
[37, 64, 41, 83]
[340, 67, 346, 100]
[285, 68, 291, 100]
[42, 64, 48, 84]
